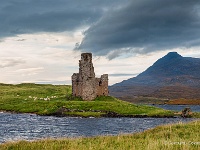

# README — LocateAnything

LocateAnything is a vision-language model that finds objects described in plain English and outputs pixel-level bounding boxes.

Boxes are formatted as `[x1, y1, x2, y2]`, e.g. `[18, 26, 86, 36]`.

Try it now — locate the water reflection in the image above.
[0, 112, 197, 143]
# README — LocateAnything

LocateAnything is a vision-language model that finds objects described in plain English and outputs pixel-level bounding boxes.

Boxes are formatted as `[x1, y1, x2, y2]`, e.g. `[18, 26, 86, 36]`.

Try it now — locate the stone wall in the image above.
[72, 53, 108, 100]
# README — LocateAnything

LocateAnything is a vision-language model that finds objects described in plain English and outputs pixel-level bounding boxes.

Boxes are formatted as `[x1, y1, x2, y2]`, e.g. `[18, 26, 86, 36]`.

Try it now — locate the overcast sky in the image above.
[1, 0, 200, 85]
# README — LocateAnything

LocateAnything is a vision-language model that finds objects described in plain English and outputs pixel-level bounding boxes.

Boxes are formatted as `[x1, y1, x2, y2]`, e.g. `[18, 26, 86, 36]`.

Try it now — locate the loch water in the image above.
[0, 112, 197, 143]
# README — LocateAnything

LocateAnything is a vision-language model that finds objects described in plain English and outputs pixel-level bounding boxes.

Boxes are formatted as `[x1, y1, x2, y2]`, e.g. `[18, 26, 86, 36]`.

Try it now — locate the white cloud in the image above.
[0, 57, 25, 68]
[0, 31, 83, 84]
[14, 67, 44, 76]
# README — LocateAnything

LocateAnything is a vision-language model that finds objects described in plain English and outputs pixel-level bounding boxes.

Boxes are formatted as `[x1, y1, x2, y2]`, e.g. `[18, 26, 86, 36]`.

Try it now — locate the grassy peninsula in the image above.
[0, 120, 199, 150]
[0, 83, 194, 117]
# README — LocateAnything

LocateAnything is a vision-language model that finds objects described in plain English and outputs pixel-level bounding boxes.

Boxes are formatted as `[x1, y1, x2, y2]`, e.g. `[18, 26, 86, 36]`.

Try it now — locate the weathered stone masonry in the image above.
[72, 53, 108, 100]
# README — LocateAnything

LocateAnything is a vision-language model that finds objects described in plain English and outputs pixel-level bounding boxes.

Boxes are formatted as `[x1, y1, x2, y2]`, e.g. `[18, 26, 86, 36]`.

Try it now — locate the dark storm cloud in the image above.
[0, 0, 123, 38]
[78, 0, 200, 58]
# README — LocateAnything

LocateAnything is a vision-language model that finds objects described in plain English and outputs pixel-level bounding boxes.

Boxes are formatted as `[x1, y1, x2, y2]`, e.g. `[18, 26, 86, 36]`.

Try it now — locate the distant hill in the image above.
[109, 52, 200, 100]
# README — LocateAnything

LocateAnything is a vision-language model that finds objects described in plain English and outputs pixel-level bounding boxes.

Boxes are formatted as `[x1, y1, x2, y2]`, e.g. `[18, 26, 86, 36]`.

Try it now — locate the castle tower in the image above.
[72, 53, 108, 100]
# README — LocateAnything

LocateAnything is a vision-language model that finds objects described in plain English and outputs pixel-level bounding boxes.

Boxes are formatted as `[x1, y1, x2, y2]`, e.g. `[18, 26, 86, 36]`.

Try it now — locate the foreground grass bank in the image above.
[1, 120, 199, 150]
[0, 83, 176, 117]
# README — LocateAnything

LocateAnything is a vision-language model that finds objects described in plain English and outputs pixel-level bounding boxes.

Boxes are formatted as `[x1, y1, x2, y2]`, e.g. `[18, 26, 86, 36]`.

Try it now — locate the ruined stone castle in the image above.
[72, 53, 108, 100]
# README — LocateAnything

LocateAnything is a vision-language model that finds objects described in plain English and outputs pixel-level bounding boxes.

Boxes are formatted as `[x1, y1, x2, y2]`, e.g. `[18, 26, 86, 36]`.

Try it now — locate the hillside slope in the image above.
[110, 52, 200, 100]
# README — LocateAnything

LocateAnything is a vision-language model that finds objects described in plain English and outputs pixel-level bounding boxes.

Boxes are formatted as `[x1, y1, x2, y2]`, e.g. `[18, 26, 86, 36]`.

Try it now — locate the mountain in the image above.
[109, 52, 200, 100]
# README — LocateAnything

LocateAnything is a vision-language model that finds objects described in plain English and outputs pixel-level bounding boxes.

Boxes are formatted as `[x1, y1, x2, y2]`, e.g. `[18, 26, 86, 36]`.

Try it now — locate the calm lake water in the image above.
[150, 105, 200, 112]
[0, 112, 197, 143]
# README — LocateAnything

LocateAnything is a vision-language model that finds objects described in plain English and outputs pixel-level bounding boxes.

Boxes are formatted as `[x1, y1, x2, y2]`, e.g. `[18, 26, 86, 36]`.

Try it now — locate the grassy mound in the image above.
[0, 83, 198, 118]
[0, 120, 199, 150]
[0, 83, 175, 117]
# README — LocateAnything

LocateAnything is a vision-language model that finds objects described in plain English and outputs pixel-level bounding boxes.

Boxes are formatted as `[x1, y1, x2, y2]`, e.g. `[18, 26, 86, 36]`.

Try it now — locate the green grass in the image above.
[0, 120, 199, 150]
[0, 83, 177, 117]
[191, 112, 200, 118]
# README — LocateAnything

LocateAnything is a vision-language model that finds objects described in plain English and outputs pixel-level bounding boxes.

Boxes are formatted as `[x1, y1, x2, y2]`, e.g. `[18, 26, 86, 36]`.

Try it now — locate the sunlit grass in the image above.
[0, 83, 180, 117]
